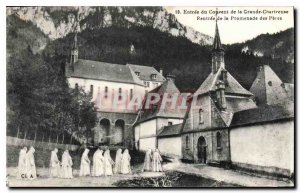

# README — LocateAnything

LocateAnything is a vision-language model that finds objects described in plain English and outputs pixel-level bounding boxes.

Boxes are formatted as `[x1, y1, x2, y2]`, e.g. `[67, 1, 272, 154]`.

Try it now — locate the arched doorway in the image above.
[97, 119, 110, 145]
[197, 136, 207, 164]
[115, 119, 125, 145]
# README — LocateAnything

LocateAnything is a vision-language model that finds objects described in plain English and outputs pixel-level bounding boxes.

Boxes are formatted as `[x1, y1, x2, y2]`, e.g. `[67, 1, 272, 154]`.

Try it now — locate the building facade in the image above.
[64, 22, 294, 178]
[65, 33, 165, 148]
[133, 75, 185, 153]
[180, 21, 294, 177]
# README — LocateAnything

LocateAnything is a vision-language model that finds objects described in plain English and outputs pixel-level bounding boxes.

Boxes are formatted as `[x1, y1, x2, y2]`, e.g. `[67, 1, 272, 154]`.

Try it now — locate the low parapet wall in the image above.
[7, 136, 79, 151]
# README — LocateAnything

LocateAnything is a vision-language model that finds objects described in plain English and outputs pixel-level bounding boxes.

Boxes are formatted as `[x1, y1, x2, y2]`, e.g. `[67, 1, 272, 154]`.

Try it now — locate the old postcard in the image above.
[6, 6, 294, 187]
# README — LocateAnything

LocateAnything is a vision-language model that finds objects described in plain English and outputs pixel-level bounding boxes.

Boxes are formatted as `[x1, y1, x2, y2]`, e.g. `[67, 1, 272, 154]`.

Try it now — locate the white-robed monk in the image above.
[113, 149, 122, 174]
[26, 146, 37, 179]
[142, 149, 152, 172]
[79, 148, 91, 176]
[92, 148, 104, 176]
[49, 148, 61, 178]
[121, 149, 132, 174]
[18, 147, 27, 179]
[61, 150, 73, 179]
[103, 149, 114, 176]
[152, 149, 163, 172]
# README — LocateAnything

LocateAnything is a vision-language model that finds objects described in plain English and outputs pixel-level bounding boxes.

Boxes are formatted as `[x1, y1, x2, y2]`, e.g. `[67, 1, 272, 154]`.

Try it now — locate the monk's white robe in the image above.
[113, 149, 122, 174]
[26, 147, 37, 179]
[61, 151, 73, 179]
[152, 151, 163, 172]
[79, 149, 91, 176]
[49, 150, 61, 178]
[18, 148, 27, 179]
[121, 150, 132, 174]
[92, 149, 104, 176]
[103, 150, 114, 176]
[142, 149, 152, 172]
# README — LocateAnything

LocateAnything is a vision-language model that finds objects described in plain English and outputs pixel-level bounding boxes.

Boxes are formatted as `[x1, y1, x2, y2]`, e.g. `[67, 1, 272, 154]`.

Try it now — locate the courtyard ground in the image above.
[7, 158, 293, 187]
[163, 158, 294, 187]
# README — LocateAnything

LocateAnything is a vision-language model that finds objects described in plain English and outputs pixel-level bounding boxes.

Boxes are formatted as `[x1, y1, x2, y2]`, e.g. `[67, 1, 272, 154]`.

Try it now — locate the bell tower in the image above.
[211, 20, 225, 74]
[70, 33, 78, 66]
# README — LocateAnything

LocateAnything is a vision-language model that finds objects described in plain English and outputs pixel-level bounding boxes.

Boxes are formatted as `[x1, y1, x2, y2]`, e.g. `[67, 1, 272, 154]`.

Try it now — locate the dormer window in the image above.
[135, 71, 140, 77]
[151, 74, 157, 80]
[144, 81, 150, 87]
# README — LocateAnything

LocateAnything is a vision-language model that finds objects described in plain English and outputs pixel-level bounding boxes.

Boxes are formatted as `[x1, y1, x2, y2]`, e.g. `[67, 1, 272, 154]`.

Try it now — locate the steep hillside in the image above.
[6, 14, 49, 55]
[239, 28, 294, 64]
[7, 6, 213, 45]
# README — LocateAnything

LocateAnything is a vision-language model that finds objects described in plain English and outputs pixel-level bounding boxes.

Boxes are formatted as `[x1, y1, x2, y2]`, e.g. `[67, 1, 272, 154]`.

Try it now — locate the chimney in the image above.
[160, 68, 163, 75]
[216, 80, 226, 110]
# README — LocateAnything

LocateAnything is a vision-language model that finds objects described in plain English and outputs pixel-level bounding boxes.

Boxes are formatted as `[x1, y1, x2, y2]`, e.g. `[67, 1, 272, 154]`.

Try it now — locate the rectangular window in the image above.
[118, 88, 122, 100]
[168, 122, 173, 126]
[130, 89, 133, 100]
[90, 85, 94, 95]
[185, 136, 189, 149]
[105, 86, 108, 98]
[151, 74, 157, 80]
[146, 82, 150, 87]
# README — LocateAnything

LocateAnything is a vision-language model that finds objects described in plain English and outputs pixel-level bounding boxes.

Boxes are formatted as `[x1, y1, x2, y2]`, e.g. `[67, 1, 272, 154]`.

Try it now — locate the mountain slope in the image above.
[239, 28, 294, 64]
[7, 6, 213, 45]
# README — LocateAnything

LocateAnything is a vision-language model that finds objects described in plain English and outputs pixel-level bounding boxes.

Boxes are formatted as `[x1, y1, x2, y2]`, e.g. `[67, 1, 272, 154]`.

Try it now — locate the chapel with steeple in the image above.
[181, 20, 258, 165]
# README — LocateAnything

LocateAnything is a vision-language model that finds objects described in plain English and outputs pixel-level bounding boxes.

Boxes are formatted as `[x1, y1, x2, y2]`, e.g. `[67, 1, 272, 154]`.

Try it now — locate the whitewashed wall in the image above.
[139, 137, 156, 152]
[230, 120, 294, 172]
[139, 119, 157, 137]
[134, 119, 157, 151]
[158, 137, 182, 157]
[67, 77, 146, 112]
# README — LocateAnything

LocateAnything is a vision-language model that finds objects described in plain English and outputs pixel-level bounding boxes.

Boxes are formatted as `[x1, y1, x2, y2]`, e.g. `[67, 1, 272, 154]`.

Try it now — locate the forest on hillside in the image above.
[44, 24, 294, 92]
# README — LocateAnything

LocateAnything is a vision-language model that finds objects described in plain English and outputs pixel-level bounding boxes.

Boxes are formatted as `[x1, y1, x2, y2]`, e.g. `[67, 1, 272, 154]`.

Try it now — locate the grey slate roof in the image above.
[194, 67, 253, 96]
[158, 123, 183, 137]
[249, 65, 292, 106]
[66, 59, 144, 86]
[230, 102, 294, 127]
[127, 64, 166, 82]
[137, 79, 185, 122]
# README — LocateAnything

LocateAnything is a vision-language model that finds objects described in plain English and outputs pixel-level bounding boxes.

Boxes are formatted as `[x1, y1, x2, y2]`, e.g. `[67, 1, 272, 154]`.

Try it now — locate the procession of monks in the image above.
[17, 146, 163, 180]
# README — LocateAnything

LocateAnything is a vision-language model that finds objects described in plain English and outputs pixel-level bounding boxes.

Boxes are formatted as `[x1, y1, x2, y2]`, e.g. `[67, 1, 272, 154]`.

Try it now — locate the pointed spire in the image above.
[212, 19, 223, 51]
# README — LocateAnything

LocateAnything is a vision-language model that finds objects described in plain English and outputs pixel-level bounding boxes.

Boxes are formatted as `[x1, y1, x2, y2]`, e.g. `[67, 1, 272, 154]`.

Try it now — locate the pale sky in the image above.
[165, 7, 294, 44]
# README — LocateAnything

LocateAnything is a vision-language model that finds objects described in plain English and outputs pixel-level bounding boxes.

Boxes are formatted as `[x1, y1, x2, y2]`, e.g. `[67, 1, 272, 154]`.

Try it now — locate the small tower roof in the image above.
[249, 65, 291, 106]
[212, 21, 224, 51]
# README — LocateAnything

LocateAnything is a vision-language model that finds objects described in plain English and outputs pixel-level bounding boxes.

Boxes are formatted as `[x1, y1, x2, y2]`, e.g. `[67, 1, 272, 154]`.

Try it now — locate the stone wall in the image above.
[93, 111, 137, 148]
[158, 136, 182, 157]
[7, 136, 79, 151]
[230, 120, 294, 176]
